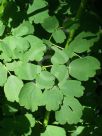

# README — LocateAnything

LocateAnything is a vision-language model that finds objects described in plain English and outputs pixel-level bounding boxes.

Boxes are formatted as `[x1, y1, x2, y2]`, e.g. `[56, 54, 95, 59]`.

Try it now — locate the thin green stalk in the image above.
[43, 111, 50, 127]
[65, 0, 87, 49]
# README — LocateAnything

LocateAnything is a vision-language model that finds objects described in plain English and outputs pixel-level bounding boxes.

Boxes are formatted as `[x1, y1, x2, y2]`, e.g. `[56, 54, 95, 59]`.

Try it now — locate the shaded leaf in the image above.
[33, 10, 49, 24]
[42, 16, 59, 33]
[27, 0, 48, 14]
[52, 29, 66, 43]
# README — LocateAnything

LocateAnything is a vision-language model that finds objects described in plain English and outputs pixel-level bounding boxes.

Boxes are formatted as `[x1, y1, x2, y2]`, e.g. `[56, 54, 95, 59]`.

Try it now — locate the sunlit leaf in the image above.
[4, 75, 23, 102]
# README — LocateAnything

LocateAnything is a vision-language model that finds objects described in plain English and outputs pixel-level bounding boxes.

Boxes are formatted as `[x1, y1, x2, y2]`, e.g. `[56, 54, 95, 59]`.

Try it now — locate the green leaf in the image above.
[71, 126, 85, 136]
[43, 87, 63, 111]
[33, 10, 49, 24]
[36, 71, 55, 89]
[19, 82, 43, 112]
[52, 29, 66, 43]
[25, 113, 35, 128]
[51, 64, 69, 81]
[69, 56, 100, 81]
[27, 0, 48, 14]
[3, 36, 30, 60]
[4, 75, 23, 102]
[58, 80, 84, 97]
[14, 62, 41, 80]
[12, 21, 34, 36]
[0, 63, 7, 86]
[3, 36, 30, 51]
[51, 47, 69, 64]
[23, 35, 46, 62]
[55, 96, 83, 124]
[0, 41, 12, 62]
[66, 32, 99, 58]
[42, 16, 59, 33]
[41, 125, 66, 136]
[5, 61, 19, 71]
[0, 20, 5, 36]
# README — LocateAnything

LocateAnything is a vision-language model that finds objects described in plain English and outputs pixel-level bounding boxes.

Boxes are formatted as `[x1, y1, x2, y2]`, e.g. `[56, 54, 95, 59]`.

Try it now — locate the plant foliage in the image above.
[0, 0, 102, 135]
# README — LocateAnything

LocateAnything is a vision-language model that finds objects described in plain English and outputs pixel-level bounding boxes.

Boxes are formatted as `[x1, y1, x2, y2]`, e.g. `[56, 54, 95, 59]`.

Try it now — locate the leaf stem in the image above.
[43, 110, 50, 127]
[65, 0, 87, 49]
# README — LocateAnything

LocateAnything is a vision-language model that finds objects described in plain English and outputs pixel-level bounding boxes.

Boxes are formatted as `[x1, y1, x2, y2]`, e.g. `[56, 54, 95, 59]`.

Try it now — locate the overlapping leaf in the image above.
[69, 56, 100, 81]
[3, 36, 30, 60]
[58, 80, 84, 97]
[51, 64, 69, 81]
[12, 21, 34, 36]
[36, 71, 55, 89]
[14, 62, 41, 80]
[55, 96, 83, 124]
[43, 87, 63, 111]
[23, 35, 46, 61]
[51, 46, 69, 64]
[19, 82, 43, 112]
[27, 0, 48, 23]
[33, 10, 49, 24]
